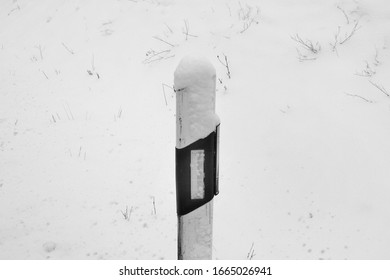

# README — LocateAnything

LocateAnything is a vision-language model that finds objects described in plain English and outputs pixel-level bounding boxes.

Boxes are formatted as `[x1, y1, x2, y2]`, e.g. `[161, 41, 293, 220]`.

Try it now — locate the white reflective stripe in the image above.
[190, 150, 205, 199]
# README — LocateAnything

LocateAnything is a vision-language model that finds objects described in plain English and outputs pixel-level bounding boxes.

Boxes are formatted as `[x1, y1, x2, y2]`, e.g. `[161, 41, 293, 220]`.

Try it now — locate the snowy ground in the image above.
[1, 0, 390, 260]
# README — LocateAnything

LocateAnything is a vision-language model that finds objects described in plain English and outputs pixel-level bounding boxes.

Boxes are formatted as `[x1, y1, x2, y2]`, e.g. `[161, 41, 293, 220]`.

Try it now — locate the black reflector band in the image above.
[176, 125, 219, 216]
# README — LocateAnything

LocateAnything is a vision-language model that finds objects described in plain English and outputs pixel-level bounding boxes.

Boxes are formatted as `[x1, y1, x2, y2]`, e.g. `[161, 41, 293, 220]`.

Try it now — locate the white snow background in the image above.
[1, 0, 390, 260]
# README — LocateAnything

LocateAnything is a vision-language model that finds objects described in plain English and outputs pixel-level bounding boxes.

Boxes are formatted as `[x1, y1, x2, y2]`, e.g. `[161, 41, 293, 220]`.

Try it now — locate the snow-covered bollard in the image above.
[174, 56, 220, 260]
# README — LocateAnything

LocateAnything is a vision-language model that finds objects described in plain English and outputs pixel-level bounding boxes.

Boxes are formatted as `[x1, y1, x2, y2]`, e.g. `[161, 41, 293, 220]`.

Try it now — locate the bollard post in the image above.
[174, 55, 220, 260]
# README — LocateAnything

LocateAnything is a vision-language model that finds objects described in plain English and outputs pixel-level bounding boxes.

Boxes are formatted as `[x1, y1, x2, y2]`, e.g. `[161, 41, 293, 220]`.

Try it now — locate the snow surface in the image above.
[1, 0, 390, 260]
[174, 55, 219, 147]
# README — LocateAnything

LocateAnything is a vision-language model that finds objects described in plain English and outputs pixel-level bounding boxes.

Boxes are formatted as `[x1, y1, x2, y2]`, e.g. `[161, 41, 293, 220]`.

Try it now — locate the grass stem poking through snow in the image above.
[369, 80, 389, 97]
[35, 44, 44, 60]
[41, 70, 49, 79]
[162, 84, 168, 106]
[87, 54, 100, 78]
[152, 36, 175, 48]
[226, 3, 232, 16]
[238, 2, 260, 34]
[151, 196, 157, 216]
[62, 102, 74, 121]
[66, 102, 74, 120]
[330, 26, 341, 55]
[337, 6, 350, 24]
[121, 206, 133, 221]
[296, 48, 317, 62]
[291, 34, 321, 54]
[344, 92, 373, 103]
[247, 242, 255, 260]
[164, 23, 173, 34]
[373, 48, 380, 66]
[162, 83, 174, 106]
[183, 19, 198, 40]
[143, 49, 171, 64]
[355, 61, 376, 77]
[8, 1, 20, 16]
[114, 107, 123, 121]
[339, 20, 361, 45]
[217, 54, 231, 79]
[61, 42, 75, 55]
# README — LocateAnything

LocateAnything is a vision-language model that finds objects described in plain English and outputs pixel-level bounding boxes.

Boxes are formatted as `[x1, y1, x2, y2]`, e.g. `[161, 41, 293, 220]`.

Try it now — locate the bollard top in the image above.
[174, 55, 220, 148]
[174, 55, 216, 92]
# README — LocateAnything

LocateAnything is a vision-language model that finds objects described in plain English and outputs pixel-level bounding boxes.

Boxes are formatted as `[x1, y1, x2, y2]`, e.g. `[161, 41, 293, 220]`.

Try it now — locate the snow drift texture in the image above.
[1, 0, 390, 260]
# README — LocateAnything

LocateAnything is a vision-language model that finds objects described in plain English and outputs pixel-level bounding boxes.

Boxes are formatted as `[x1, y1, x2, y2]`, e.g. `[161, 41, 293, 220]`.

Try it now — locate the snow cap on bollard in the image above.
[174, 55, 220, 148]
[174, 55, 216, 92]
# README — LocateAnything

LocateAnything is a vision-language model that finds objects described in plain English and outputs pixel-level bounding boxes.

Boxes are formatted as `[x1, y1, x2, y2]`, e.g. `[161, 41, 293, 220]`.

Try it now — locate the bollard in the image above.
[174, 55, 220, 260]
